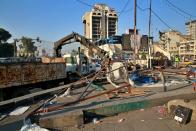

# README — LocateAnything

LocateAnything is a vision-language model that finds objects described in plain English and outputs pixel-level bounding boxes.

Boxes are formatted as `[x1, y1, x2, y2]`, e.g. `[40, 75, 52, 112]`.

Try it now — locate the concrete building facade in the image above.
[186, 20, 196, 40]
[178, 20, 196, 59]
[158, 28, 196, 60]
[159, 30, 188, 57]
[179, 39, 196, 60]
[82, 4, 118, 42]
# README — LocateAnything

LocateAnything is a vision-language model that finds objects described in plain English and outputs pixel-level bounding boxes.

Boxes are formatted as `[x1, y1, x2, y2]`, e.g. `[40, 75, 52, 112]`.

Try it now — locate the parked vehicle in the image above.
[0, 57, 67, 101]
[63, 53, 96, 76]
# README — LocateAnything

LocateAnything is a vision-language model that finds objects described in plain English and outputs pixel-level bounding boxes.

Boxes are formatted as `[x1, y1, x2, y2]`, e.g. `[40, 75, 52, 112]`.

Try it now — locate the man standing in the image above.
[175, 55, 180, 68]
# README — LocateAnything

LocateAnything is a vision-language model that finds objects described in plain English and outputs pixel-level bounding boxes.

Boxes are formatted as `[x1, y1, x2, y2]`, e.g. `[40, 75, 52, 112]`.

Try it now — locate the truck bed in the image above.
[0, 62, 67, 88]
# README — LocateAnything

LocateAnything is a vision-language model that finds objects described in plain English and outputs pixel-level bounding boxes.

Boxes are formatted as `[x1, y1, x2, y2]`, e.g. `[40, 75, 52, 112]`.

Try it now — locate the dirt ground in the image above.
[63, 106, 196, 131]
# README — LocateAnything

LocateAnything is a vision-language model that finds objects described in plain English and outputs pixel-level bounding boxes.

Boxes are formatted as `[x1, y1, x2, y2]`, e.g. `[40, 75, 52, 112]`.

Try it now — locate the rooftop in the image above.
[185, 20, 196, 25]
[92, 3, 116, 13]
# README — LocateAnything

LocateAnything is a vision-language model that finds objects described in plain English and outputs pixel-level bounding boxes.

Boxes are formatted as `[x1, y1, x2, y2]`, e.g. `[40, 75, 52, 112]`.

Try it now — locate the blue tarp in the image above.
[130, 71, 156, 85]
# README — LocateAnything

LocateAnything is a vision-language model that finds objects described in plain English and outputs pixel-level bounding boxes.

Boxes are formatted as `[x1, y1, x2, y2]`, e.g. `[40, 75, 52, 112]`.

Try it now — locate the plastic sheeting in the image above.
[9, 106, 30, 116]
[130, 71, 156, 86]
[20, 123, 49, 131]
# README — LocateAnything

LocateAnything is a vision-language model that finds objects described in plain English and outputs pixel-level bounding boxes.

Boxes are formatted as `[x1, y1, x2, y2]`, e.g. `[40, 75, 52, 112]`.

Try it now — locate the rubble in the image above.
[1, 1, 196, 130]
[118, 118, 125, 123]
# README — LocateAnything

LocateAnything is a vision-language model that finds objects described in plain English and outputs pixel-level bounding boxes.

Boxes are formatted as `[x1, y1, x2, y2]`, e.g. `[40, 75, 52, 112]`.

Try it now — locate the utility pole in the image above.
[133, 0, 137, 65]
[134, 0, 137, 35]
[148, 0, 152, 68]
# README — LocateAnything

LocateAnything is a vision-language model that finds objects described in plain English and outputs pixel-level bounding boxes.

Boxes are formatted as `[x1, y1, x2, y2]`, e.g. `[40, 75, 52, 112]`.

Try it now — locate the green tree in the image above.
[0, 28, 14, 57]
[0, 44, 14, 57]
[0, 28, 12, 44]
[20, 37, 37, 55]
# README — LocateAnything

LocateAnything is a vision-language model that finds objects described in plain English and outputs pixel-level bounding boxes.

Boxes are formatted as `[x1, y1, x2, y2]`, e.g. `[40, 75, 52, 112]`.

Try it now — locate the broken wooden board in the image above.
[104, 88, 151, 99]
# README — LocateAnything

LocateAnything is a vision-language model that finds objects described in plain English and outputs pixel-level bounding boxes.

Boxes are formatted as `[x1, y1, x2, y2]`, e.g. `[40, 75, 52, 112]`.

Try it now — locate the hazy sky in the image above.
[0, 0, 196, 51]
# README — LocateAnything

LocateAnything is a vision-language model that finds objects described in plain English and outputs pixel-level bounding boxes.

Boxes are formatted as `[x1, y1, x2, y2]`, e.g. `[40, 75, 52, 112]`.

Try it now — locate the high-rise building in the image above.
[82, 4, 118, 42]
[185, 20, 196, 40]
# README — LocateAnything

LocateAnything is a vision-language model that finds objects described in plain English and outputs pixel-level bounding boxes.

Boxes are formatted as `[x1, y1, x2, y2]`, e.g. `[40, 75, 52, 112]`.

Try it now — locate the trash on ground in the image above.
[20, 123, 49, 131]
[90, 83, 106, 91]
[93, 118, 101, 124]
[173, 105, 192, 124]
[167, 99, 196, 120]
[0, 114, 7, 121]
[140, 109, 144, 111]
[157, 106, 167, 116]
[59, 87, 71, 97]
[118, 118, 125, 123]
[9, 106, 30, 116]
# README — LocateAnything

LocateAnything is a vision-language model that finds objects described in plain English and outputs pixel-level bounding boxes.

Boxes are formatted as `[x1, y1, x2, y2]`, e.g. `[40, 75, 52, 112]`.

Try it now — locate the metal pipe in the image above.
[34, 83, 131, 114]
[81, 83, 130, 101]
[32, 64, 127, 114]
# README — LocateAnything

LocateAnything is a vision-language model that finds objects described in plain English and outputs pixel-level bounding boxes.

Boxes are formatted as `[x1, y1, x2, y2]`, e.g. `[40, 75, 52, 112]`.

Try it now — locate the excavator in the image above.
[54, 32, 130, 88]
[53, 32, 165, 89]
[54, 32, 107, 58]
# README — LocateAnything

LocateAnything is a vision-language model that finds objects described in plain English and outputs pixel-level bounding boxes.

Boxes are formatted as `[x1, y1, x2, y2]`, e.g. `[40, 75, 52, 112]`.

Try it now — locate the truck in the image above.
[0, 32, 125, 101]
[0, 32, 106, 101]
[0, 57, 67, 101]
[63, 53, 96, 76]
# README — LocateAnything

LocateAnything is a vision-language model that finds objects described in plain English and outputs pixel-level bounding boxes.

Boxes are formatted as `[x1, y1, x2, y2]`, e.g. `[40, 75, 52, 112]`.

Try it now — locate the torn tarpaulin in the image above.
[130, 71, 157, 86]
